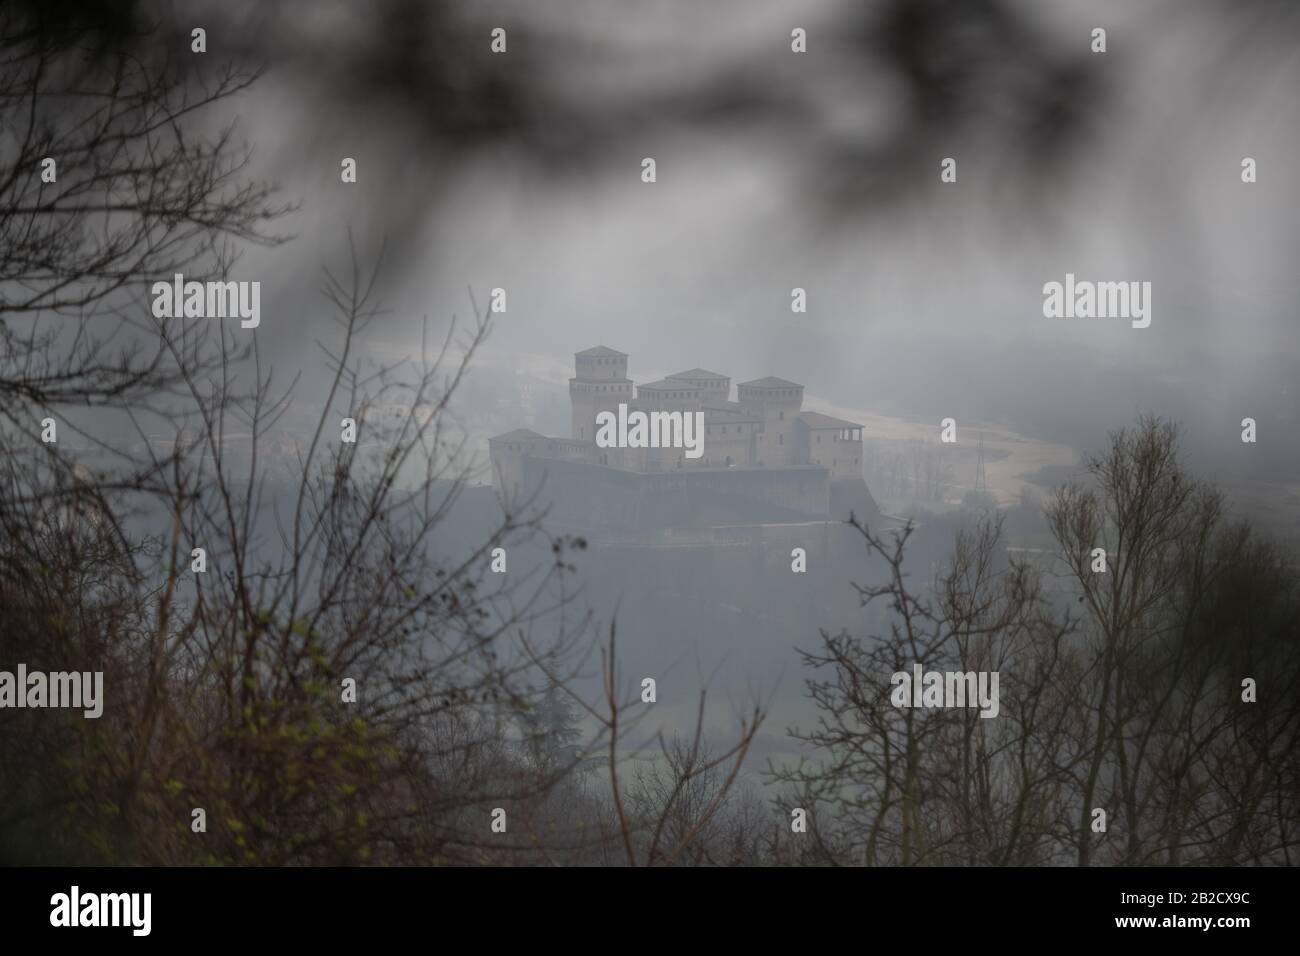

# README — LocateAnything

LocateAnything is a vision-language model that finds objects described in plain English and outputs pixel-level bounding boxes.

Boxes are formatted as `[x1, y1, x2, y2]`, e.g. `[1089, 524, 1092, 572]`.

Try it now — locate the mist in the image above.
[176, 0, 1298, 497]
[3, 0, 1298, 873]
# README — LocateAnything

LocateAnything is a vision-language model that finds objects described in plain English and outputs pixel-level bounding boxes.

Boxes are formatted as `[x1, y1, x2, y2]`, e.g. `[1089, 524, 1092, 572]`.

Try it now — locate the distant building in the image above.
[568, 346, 633, 445]
[490, 348, 877, 531]
[794, 411, 865, 480]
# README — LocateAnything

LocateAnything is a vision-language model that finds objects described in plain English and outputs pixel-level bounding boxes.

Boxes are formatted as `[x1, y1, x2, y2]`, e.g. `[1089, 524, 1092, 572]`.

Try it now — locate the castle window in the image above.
[778, 434, 784, 445]
[779, 411, 784, 420]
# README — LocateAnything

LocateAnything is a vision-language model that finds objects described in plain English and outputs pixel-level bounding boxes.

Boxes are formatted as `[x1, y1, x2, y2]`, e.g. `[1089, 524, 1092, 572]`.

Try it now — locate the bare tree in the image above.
[0, 5, 596, 862]
[1048, 416, 1300, 865]
[774, 422, 1299, 867]
[772, 512, 1074, 866]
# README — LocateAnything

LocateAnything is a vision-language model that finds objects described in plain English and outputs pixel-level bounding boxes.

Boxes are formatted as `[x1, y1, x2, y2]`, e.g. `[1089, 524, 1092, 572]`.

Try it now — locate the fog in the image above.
[158, 0, 1300, 735]
[175, 0, 1298, 494]
[5, 0, 1298, 863]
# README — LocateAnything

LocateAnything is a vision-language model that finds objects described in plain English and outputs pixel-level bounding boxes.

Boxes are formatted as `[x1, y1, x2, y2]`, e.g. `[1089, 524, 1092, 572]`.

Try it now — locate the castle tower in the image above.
[795, 411, 863, 478]
[666, 368, 730, 403]
[569, 346, 632, 443]
[737, 377, 804, 467]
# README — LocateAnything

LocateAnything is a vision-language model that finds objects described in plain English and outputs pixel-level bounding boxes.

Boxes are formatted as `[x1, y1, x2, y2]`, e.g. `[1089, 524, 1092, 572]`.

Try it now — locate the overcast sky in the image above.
[193, 0, 1299, 483]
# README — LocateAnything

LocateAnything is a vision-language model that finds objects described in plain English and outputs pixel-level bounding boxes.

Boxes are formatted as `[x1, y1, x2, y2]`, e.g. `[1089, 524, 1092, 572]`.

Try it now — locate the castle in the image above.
[489, 347, 877, 532]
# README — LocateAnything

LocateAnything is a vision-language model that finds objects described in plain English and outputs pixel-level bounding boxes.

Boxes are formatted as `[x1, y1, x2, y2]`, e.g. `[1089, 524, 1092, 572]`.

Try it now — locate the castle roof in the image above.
[702, 400, 759, 421]
[799, 411, 863, 431]
[639, 378, 703, 391]
[737, 376, 803, 390]
[576, 346, 626, 358]
[705, 410, 761, 424]
[667, 368, 729, 382]
[490, 428, 548, 443]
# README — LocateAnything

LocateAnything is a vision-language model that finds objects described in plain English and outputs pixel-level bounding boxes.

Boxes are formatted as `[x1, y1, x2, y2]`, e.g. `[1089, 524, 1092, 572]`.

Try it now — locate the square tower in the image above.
[795, 411, 863, 478]
[737, 377, 804, 467]
[570, 346, 632, 443]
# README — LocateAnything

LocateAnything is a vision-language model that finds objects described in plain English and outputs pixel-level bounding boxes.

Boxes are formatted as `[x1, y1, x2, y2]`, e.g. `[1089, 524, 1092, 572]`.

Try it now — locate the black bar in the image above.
[0, 865, 1276, 943]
